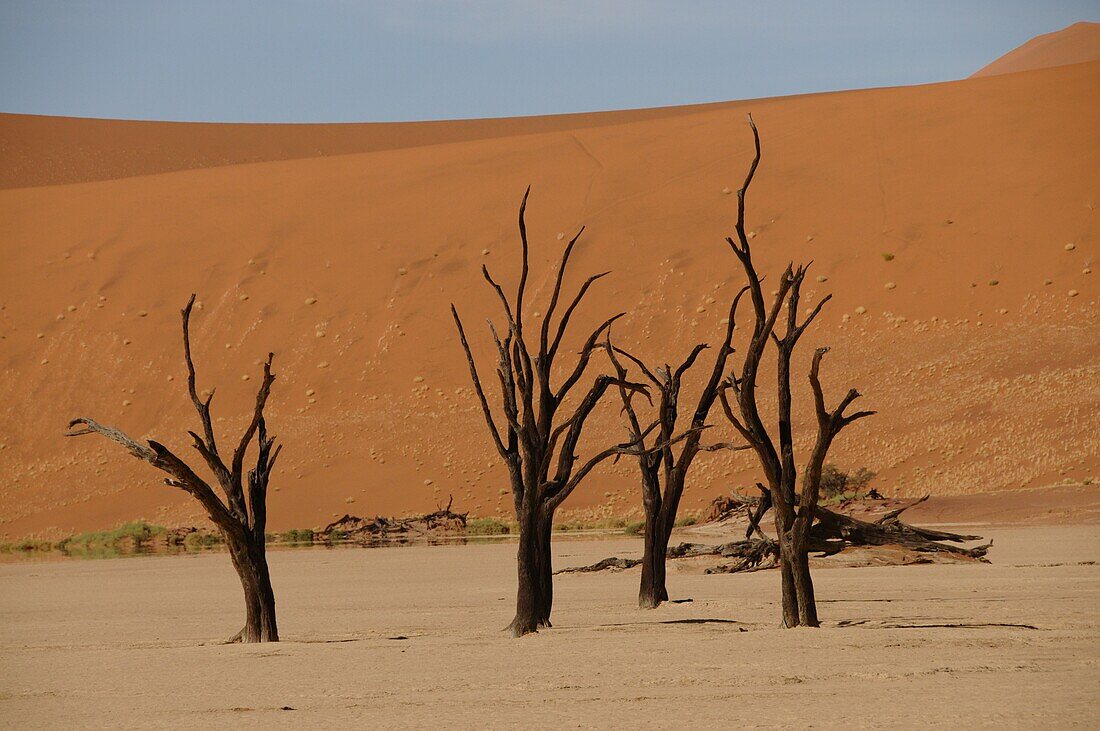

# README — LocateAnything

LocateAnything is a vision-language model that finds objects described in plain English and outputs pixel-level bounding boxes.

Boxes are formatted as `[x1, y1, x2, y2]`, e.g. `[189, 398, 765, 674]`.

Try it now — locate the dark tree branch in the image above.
[69, 293, 283, 641]
[451, 305, 508, 457]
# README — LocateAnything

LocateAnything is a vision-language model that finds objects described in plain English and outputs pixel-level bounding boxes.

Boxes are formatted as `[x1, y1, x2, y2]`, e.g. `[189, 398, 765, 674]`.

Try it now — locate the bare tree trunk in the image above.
[226, 535, 279, 643]
[508, 498, 559, 637]
[637, 464, 667, 608]
[776, 521, 800, 628]
[638, 506, 669, 608]
[775, 521, 818, 628]
[792, 549, 818, 627]
[536, 507, 555, 628]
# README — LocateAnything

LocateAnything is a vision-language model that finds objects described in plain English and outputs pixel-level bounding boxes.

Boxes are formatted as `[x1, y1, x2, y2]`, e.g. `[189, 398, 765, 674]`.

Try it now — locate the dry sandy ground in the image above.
[1, 525, 1097, 729]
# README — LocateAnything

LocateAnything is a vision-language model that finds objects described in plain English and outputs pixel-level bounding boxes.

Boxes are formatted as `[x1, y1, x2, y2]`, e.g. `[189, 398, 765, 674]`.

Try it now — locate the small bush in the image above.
[821, 464, 876, 502]
[675, 514, 698, 527]
[555, 516, 627, 532]
[881, 252, 895, 262]
[280, 528, 315, 544]
[466, 517, 513, 535]
[58, 521, 166, 555]
[5, 538, 54, 553]
[623, 521, 645, 536]
[183, 531, 223, 549]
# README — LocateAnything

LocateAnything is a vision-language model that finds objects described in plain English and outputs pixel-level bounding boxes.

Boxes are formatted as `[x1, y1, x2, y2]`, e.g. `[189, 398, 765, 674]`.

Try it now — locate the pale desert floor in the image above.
[1, 525, 1098, 729]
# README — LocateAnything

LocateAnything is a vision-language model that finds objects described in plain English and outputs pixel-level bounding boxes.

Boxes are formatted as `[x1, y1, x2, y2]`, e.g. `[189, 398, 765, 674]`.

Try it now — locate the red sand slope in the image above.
[1, 57, 1098, 539]
[0, 103, 728, 191]
[972, 21, 1100, 77]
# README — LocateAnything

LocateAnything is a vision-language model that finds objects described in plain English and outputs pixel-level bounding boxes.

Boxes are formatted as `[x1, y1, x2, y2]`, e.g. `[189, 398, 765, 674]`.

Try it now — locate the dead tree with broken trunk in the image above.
[603, 321, 747, 608]
[718, 115, 875, 628]
[66, 294, 282, 643]
[451, 187, 649, 637]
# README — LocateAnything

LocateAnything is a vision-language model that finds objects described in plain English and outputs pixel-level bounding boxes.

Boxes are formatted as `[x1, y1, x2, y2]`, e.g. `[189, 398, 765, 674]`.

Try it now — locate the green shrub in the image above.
[881, 252, 895, 262]
[58, 521, 166, 555]
[280, 528, 315, 544]
[821, 464, 876, 501]
[183, 531, 223, 549]
[7, 538, 54, 553]
[623, 521, 644, 536]
[466, 517, 512, 536]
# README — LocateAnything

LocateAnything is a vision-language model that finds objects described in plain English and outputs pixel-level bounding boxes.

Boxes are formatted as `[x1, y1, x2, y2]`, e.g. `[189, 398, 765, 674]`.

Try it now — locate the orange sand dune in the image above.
[972, 21, 1100, 77]
[0, 102, 731, 191]
[1, 59, 1098, 540]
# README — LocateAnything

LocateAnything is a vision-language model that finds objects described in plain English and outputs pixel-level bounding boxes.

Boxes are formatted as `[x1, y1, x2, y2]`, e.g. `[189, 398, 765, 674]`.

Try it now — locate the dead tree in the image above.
[559, 498, 988, 576]
[718, 115, 874, 627]
[66, 294, 282, 643]
[603, 325, 747, 608]
[451, 187, 649, 637]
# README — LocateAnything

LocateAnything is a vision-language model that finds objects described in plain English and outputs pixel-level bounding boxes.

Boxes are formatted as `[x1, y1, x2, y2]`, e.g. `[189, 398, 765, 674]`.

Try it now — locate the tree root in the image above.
[223, 627, 247, 644]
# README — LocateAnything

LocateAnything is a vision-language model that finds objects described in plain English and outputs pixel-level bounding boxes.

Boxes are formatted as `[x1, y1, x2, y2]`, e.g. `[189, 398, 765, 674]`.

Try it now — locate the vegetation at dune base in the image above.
[57, 521, 167, 557]
[0, 538, 54, 554]
[466, 517, 515, 536]
[279, 528, 316, 544]
[1, 508, 705, 557]
[820, 464, 878, 503]
[182, 531, 224, 549]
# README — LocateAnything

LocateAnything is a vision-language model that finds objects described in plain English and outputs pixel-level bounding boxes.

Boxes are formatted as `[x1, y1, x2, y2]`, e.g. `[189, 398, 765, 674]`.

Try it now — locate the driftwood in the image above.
[321, 498, 467, 543]
[556, 557, 642, 574]
[557, 496, 989, 576]
[810, 498, 990, 560]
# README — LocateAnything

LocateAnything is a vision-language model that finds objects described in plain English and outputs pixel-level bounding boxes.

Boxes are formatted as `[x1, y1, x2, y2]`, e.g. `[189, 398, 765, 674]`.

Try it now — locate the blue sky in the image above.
[0, 1, 1096, 123]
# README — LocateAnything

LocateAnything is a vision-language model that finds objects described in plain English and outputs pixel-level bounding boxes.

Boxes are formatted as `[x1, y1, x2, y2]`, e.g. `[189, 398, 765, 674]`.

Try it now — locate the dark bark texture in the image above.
[67, 294, 283, 643]
[603, 325, 747, 608]
[451, 188, 651, 636]
[558, 497, 989, 576]
[717, 115, 875, 627]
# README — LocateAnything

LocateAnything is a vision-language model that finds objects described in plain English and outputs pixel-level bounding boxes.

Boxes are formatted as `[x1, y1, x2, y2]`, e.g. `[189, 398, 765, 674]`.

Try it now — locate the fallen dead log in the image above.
[556, 557, 642, 574]
[557, 539, 779, 575]
[320, 496, 467, 543]
[811, 498, 991, 560]
[556, 494, 990, 575]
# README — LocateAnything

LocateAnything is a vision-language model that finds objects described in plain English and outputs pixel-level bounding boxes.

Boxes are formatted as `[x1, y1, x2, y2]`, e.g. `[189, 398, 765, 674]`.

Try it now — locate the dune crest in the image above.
[971, 21, 1100, 77]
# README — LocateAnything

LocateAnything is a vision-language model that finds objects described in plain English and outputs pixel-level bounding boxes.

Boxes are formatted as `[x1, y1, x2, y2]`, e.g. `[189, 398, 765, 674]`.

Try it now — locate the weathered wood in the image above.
[713, 115, 876, 628]
[556, 499, 989, 576]
[451, 188, 652, 637]
[67, 293, 283, 643]
[320, 500, 468, 542]
[603, 325, 749, 608]
[556, 557, 642, 574]
[811, 503, 990, 559]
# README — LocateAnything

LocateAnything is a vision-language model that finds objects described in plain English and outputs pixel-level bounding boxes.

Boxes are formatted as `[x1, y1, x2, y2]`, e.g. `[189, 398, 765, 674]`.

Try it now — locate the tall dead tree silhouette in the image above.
[603, 315, 748, 608]
[66, 294, 282, 643]
[719, 115, 875, 627]
[451, 187, 650, 637]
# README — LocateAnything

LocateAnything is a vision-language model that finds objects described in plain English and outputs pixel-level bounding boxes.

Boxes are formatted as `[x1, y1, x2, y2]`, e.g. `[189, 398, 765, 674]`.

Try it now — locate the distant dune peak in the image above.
[972, 20, 1100, 78]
